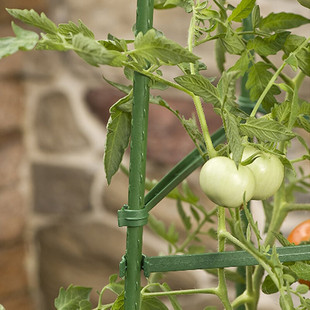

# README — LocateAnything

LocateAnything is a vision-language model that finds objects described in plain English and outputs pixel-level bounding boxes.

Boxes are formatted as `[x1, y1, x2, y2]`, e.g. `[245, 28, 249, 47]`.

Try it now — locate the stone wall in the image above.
[0, 1, 309, 310]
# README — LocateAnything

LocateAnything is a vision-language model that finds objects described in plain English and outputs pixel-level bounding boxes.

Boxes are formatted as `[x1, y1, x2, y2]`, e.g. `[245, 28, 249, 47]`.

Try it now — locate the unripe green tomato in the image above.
[199, 156, 255, 208]
[297, 0, 310, 9]
[242, 146, 284, 200]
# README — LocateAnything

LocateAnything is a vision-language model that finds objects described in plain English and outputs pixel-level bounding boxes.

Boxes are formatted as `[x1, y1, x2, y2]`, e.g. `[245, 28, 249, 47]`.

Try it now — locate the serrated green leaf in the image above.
[223, 111, 243, 164]
[78, 300, 92, 310]
[296, 284, 309, 295]
[217, 70, 238, 106]
[58, 20, 95, 39]
[289, 262, 310, 281]
[228, 50, 250, 76]
[247, 31, 290, 57]
[240, 117, 296, 142]
[141, 296, 169, 310]
[283, 35, 310, 76]
[54, 285, 92, 310]
[104, 97, 131, 184]
[220, 29, 245, 55]
[251, 5, 261, 29]
[147, 214, 178, 245]
[7, 8, 58, 34]
[246, 62, 281, 111]
[132, 29, 198, 66]
[177, 199, 192, 231]
[111, 292, 124, 310]
[260, 12, 310, 32]
[262, 275, 279, 294]
[72, 33, 126, 67]
[297, 116, 310, 132]
[36, 33, 69, 51]
[0, 22, 39, 59]
[174, 74, 220, 106]
[228, 0, 256, 22]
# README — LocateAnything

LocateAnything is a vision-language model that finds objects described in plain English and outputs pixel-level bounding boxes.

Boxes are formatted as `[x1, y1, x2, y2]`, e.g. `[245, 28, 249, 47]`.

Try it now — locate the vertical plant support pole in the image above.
[124, 0, 154, 309]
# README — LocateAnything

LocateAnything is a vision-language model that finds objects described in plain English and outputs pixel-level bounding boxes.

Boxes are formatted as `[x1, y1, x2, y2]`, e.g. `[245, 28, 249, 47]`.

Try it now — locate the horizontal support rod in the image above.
[142, 244, 310, 277]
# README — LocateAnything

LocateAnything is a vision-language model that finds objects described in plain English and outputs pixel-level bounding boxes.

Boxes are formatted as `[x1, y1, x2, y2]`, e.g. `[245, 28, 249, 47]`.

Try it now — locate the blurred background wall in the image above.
[0, 0, 309, 309]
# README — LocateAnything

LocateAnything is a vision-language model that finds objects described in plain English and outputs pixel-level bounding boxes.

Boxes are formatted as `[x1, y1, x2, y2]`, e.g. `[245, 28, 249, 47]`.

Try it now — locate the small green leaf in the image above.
[247, 31, 290, 57]
[228, 50, 250, 76]
[174, 74, 220, 106]
[141, 296, 169, 310]
[262, 275, 279, 294]
[220, 29, 245, 55]
[228, 0, 256, 22]
[58, 20, 95, 39]
[246, 62, 281, 111]
[111, 292, 125, 310]
[177, 199, 192, 231]
[54, 285, 92, 310]
[7, 8, 58, 34]
[104, 95, 132, 184]
[240, 117, 296, 142]
[72, 33, 126, 67]
[296, 284, 309, 295]
[132, 29, 199, 66]
[251, 5, 261, 29]
[260, 12, 310, 32]
[0, 22, 39, 59]
[289, 262, 310, 281]
[223, 111, 243, 165]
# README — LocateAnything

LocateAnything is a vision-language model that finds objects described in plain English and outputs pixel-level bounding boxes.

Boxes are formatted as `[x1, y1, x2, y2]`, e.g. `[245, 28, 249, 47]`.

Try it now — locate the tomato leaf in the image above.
[223, 111, 243, 165]
[177, 199, 192, 231]
[247, 31, 290, 57]
[132, 29, 199, 66]
[104, 95, 132, 184]
[259, 12, 310, 33]
[141, 296, 169, 310]
[245, 62, 281, 111]
[7, 8, 58, 34]
[240, 117, 295, 142]
[0, 22, 39, 59]
[54, 285, 92, 310]
[111, 292, 125, 310]
[289, 262, 310, 281]
[228, 0, 256, 22]
[220, 29, 246, 55]
[174, 74, 221, 107]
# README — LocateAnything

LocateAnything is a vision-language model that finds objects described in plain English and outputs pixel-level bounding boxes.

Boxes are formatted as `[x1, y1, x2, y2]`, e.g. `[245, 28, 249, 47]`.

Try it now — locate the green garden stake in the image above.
[123, 1, 154, 309]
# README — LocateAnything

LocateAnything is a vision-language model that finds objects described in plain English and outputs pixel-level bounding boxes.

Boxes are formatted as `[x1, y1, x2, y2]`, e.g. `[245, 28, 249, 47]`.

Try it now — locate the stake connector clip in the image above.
[118, 204, 149, 227]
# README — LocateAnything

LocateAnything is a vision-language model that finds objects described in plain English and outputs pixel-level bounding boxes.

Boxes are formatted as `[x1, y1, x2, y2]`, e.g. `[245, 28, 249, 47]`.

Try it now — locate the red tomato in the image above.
[287, 219, 310, 287]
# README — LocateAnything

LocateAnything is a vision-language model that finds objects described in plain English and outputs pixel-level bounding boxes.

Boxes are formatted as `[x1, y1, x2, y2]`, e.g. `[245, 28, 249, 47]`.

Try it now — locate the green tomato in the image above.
[297, 0, 310, 9]
[242, 146, 284, 200]
[199, 156, 255, 208]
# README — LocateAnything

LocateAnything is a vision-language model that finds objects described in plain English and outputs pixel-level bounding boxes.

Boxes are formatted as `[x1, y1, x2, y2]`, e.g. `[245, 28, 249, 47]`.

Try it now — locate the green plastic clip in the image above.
[118, 205, 149, 227]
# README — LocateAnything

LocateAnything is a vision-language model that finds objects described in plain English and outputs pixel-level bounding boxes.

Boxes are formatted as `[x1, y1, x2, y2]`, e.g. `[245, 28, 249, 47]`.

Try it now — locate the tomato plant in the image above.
[199, 156, 255, 208]
[241, 146, 284, 200]
[1, 1, 310, 310]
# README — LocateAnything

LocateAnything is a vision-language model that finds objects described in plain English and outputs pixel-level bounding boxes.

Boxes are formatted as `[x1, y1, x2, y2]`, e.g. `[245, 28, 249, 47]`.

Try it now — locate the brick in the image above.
[0, 135, 24, 188]
[0, 186, 25, 243]
[0, 243, 29, 298]
[0, 81, 24, 133]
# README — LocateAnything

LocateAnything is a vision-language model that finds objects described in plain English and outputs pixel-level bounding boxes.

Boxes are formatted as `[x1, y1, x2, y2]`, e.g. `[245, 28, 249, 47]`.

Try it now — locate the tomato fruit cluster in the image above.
[287, 219, 310, 287]
[199, 146, 284, 208]
[199, 156, 255, 208]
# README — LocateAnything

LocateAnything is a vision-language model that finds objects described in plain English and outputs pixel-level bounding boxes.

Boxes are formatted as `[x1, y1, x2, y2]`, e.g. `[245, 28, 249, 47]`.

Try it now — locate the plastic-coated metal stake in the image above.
[124, 1, 154, 309]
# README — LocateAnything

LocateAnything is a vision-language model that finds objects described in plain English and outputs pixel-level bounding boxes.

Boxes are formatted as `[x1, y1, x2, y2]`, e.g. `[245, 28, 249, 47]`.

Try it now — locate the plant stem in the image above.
[188, 4, 218, 158]
[250, 61, 287, 117]
[217, 207, 233, 310]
